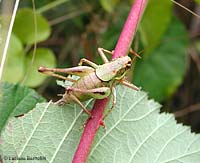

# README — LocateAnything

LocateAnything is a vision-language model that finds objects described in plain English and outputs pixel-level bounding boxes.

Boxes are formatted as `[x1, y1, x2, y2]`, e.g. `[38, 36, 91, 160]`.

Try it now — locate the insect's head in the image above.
[114, 50, 141, 80]
[96, 50, 140, 82]
[125, 56, 132, 69]
[113, 56, 132, 80]
[120, 56, 132, 70]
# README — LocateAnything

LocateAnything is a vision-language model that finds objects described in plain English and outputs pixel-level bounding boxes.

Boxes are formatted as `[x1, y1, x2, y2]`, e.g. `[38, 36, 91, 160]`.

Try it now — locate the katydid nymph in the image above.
[38, 48, 140, 117]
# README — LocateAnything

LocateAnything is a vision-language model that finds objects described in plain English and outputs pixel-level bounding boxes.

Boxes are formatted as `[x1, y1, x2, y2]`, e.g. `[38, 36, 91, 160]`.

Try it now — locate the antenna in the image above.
[171, 0, 200, 18]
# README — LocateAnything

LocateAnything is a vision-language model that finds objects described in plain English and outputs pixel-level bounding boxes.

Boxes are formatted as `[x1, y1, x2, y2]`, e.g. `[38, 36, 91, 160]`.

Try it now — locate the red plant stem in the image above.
[72, 99, 108, 163]
[113, 0, 147, 59]
[72, 0, 147, 163]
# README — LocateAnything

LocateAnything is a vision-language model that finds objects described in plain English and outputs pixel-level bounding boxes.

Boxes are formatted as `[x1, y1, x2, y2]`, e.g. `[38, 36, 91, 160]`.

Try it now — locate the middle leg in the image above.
[66, 86, 111, 99]
[103, 86, 117, 119]
[70, 94, 92, 117]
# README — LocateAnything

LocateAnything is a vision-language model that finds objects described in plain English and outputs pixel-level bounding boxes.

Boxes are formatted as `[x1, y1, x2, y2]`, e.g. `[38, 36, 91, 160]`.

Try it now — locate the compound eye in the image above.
[127, 61, 132, 68]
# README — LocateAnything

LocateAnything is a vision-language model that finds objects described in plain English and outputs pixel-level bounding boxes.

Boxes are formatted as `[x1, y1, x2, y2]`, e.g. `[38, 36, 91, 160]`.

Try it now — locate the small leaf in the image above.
[23, 48, 56, 87]
[2, 34, 25, 83]
[100, 0, 120, 13]
[0, 86, 199, 163]
[0, 82, 45, 134]
[134, 17, 189, 101]
[13, 8, 51, 44]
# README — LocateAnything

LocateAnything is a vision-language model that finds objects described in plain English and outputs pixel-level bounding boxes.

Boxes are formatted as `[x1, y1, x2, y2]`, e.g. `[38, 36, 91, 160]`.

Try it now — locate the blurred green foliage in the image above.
[195, 0, 200, 4]
[24, 48, 56, 87]
[13, 8, 51, 44]
[2, 34, 25, 83]
[2, 8, 56, 87]
[139, 0, 172, 55]
[195, 40, 200, 53]
[134, 17, 188, 101]
[100, 0, 120, 13]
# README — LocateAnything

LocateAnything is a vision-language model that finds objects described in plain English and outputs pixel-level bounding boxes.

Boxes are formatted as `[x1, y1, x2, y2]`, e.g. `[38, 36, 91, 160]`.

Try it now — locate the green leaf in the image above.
[100, 0, 120, 13]
[23, 48, 56, 87]
[2, 34, 25, 83]
[194, 40, 200, 54]
[195, 0, 200, 4]
[13, 8, 51, 44]
[89, 86, 200, 163]
[0, 82, 45, 134]
[0, 102, 90, 163]
[134, 17, 189, 101]
[139, 0, 172, 54]
[1, 85, 200, 163]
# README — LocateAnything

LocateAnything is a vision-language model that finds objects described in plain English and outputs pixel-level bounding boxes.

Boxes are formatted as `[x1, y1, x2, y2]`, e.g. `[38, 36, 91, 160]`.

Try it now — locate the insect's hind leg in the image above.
[38, 66, 94, 78]
[55, 93, 92, 117]
[38, 67, 76, 82]
[70, 94, 92, 117]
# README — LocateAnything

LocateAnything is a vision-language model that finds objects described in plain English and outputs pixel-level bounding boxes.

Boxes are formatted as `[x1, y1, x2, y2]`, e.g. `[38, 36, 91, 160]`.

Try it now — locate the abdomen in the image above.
[72, 72, 105, 101]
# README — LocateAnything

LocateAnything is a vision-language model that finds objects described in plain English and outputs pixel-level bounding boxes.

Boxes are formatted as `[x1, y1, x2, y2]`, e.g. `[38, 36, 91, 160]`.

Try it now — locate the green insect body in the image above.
[38, 48, 138, 117]
[96, 56, 131, 81]
[63, 67, 110, 102]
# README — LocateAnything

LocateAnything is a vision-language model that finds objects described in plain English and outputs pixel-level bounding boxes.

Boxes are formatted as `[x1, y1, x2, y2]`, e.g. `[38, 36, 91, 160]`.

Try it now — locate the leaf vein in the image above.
[49, 101, 91, 162]
[90, 91, 146, 156]
[127, 116, 173, 163]
[16, 101, 51, 162]
[154, 127, 189, 163]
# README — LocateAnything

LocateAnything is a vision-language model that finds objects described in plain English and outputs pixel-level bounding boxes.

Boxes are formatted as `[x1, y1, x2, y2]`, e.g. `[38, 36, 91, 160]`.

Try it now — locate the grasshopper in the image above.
[38, 48, 139, 117]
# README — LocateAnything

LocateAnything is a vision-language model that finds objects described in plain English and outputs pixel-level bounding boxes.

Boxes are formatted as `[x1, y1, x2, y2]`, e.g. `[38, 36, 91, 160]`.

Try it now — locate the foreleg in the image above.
[78, 58, 98, 68]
